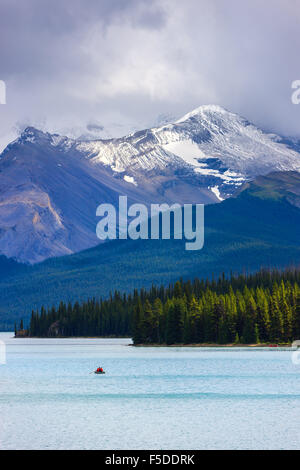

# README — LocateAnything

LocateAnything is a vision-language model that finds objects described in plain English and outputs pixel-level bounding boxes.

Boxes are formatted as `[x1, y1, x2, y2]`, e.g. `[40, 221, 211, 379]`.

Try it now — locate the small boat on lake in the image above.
[94, 370, 105, 375]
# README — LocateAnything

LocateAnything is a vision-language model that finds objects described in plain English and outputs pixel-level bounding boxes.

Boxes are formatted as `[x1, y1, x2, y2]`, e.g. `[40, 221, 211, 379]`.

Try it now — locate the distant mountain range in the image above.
[1, 105, 300, 264]
[0, 171, 299, 329]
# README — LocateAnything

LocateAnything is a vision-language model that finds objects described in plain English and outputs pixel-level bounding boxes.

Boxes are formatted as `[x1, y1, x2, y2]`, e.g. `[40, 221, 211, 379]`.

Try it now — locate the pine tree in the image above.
[256, 288, 271, 342]
[216, 298, 229, 344]
[186, 297, 202, 343]
[174, 281, 182, 299]
[166, 298, 185, 344]
[293, 290, 300, 339]
[132, 301, 144, 344]
[153, 298, 163, 343]
[141, 300, 155, 343]
[242, 296, 257, 344]
[270, 292, 284, 343]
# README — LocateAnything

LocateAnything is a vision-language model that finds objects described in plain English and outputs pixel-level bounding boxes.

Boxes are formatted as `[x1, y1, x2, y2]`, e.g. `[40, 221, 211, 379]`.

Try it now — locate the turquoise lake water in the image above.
[0, 332, 300, 450]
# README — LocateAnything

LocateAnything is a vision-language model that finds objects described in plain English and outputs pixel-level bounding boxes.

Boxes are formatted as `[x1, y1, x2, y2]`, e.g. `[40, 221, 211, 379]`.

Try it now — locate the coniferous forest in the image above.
[18, 268, 300, 345]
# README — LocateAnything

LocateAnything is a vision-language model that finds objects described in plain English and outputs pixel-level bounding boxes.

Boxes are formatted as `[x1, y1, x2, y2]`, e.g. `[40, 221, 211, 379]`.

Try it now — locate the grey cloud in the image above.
[0, 0, 299, 152]
[87, 123, 104, 132]
[0, 0, 165, 75]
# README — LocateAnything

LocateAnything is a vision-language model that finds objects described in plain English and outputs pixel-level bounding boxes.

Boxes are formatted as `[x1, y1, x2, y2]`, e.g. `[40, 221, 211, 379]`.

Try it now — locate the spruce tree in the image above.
[141, 300, 155, 343]
[132, 301, 144, 344]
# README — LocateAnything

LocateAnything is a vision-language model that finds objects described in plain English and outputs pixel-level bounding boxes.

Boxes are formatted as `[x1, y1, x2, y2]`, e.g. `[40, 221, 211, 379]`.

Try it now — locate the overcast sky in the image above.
[0, 0, 300, 150]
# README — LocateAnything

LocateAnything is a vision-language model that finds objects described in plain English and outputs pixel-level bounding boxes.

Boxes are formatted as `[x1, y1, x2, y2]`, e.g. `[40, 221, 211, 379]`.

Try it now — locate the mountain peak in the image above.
[20, 126, 49, 143]
[176, 104, 229, 123]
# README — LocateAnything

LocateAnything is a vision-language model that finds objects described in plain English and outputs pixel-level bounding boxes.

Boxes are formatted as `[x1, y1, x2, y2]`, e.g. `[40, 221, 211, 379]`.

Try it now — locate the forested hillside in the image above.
[2, 171, 300, 329]
[19, 268, 300, 345]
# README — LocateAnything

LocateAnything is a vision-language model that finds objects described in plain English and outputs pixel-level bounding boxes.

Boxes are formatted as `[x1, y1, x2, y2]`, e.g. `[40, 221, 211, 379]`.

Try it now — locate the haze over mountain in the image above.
[0, 105, 300, 264]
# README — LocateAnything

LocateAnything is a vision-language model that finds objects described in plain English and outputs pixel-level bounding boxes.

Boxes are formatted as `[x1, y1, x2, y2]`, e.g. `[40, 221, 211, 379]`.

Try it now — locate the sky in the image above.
[0, 0, 300, 150]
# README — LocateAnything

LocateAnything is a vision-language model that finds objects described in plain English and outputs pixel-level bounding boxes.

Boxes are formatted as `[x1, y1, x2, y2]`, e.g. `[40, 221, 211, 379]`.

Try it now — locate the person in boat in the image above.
[96, 367, 104, 373]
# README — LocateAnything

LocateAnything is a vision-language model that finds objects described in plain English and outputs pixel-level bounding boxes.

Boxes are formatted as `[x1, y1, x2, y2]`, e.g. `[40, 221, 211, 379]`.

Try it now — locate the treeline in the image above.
[19, 268, 300, 344]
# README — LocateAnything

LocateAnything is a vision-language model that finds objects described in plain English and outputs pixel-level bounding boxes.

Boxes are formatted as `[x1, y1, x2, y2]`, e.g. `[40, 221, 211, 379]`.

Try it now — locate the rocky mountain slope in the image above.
[0, 105, 299, 263]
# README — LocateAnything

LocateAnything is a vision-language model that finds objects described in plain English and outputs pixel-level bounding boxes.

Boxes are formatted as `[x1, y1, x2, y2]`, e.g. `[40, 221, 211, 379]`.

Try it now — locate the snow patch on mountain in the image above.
[210, 186, 224, 201]
[124, 175, 137, 186]
[162, 140, 206, 166]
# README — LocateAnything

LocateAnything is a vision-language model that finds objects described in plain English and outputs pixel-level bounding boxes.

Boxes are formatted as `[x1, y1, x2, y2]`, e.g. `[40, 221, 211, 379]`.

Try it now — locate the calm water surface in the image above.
[0, 332, 300, 450]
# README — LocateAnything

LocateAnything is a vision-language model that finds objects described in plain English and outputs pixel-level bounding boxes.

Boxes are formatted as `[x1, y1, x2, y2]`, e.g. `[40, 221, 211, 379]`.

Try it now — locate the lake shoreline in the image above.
[14, 331, 299, 350]
[131, 342, 292, 348]
[13, 334, 293, 349]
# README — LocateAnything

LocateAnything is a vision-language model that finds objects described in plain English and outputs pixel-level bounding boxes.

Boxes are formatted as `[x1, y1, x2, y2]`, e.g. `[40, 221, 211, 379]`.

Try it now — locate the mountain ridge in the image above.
[1, 105, 300, 264]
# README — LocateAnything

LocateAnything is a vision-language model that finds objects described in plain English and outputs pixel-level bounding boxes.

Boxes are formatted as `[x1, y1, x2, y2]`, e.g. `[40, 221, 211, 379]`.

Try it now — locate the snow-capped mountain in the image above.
[77, 105, 300, 191]
[0, 105, 299, 264]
